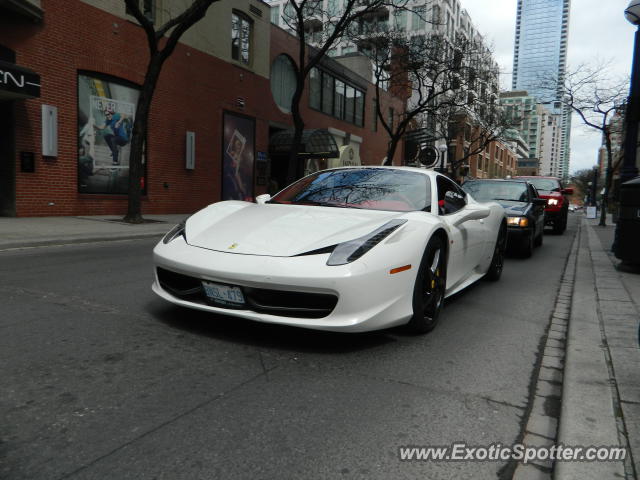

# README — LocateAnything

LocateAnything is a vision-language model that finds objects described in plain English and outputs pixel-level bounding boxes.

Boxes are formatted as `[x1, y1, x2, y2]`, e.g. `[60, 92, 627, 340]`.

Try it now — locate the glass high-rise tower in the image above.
[512, 0, 571, 179]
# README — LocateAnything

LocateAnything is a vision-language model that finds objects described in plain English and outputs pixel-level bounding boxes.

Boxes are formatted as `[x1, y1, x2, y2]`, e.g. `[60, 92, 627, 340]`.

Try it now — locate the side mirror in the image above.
[255, 194, 271, 205]
[533, 198, 547, 206]
[562, 188, 574, 195]
[453, 206, 490, 226]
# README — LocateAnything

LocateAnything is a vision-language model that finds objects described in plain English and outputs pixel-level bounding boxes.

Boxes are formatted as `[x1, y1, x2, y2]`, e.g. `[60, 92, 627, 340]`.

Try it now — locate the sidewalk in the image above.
[555, 215, 640, 480]
[0, 214, 187, 250]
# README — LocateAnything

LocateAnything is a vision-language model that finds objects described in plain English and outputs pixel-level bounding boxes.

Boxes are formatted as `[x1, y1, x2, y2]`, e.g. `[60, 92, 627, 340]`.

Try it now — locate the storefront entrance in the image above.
[0, 100, 15, 216]
[0, 46, 41, 216]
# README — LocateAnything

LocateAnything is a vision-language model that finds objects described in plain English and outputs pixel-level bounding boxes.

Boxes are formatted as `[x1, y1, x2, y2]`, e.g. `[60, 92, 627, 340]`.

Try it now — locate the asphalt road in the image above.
[0, 215, 579, 480]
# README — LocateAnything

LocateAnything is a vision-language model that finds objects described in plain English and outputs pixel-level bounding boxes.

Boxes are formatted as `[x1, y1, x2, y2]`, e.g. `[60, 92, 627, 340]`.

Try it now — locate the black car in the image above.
[462, 179, 547, 257]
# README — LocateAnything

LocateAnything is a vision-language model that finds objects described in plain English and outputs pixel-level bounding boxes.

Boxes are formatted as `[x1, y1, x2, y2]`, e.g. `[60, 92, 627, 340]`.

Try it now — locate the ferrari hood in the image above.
[186, 201, 404, 257]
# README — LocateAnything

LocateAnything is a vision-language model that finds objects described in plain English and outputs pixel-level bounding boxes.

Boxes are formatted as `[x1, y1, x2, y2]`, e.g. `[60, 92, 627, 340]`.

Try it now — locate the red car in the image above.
[514, 176, 573, 234]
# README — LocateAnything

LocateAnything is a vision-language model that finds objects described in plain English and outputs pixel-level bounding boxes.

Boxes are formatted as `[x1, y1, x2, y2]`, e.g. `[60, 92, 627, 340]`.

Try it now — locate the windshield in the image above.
[463, 181, 529, 203]
[270, 168, 431, 212]
[523, 178, 560, 192]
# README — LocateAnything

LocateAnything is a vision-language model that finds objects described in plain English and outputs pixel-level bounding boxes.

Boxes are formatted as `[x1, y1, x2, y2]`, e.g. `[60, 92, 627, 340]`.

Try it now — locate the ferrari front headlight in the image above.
[327, 219, 407, 266]
[162, 220, 186, 244]
[507, 216, 529, 227]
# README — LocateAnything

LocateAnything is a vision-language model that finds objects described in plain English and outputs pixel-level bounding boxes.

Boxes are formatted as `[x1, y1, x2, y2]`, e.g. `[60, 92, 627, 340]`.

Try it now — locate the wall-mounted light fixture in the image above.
[186, 131, 195, 170]
[41, 104, 58, 157]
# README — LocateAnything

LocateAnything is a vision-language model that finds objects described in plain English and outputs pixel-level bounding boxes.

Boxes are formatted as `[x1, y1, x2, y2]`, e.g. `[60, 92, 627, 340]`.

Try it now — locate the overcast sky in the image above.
[460, 0, 635, 173]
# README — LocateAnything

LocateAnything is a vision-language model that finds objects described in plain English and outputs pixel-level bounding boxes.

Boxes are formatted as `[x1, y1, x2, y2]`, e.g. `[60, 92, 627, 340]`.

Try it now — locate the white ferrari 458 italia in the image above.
[152, 167, 506, 333]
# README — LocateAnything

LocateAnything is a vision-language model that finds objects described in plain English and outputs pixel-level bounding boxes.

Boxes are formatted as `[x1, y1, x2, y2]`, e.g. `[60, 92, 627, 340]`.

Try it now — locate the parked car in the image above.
[514, 176, 573, 234]
[462, 179, 547, 257]
[153, 167, 506, 334]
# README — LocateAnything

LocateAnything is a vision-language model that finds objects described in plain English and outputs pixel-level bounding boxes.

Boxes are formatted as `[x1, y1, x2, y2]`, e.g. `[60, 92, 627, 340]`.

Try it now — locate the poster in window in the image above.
[77, 73, 142, 194]
[222, 112, 255, 201]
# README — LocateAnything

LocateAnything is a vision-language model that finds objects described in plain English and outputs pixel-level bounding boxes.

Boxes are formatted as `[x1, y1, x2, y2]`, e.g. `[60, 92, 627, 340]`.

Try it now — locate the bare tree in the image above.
[552, 64, 627, 226]
[431, 98, 512, 180]
[570, 167, 599, 204]
[123, 0, 222, 223]
[279, 0, 413, 183]
[363, 30, 506, 179]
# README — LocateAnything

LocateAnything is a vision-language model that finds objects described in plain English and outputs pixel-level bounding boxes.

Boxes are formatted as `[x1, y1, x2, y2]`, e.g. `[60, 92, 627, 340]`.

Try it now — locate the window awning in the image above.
[269, 128, 339, 159]
[0, 0, 44, 22]
[0, 60, 41, 100]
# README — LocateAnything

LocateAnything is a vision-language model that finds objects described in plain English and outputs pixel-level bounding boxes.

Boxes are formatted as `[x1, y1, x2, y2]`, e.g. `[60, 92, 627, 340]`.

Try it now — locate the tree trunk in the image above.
[286, 84, 306, 185]
[124, 55, 164, 223]
[386, 136, 401, 166]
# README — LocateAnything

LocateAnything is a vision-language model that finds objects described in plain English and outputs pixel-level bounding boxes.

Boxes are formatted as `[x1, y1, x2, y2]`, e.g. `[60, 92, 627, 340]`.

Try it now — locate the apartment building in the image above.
[500, 91, 563, 178]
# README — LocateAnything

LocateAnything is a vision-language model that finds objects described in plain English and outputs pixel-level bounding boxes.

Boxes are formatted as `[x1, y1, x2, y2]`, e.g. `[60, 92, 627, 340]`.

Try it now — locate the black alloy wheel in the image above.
[486, 223, 506, 281]
[407, 236, 446, 334]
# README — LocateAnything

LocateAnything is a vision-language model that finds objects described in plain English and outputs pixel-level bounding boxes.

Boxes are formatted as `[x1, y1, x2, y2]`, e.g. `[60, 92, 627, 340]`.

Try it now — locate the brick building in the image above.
[0, 0, 403, 217]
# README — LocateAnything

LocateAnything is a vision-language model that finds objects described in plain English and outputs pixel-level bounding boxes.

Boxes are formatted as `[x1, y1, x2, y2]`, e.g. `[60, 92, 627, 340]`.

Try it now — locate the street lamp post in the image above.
[438, 144, 448, 175]
[622, 0, 640, 183]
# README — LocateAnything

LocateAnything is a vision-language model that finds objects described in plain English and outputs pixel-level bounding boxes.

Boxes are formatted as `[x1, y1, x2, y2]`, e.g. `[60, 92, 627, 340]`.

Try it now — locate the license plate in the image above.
[202, 281, 245, 306]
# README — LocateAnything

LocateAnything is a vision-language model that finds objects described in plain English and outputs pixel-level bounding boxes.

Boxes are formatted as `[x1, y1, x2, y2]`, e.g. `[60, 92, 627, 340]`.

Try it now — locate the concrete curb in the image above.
[513, 227, 580, 480]
[0, 232, 166, 251]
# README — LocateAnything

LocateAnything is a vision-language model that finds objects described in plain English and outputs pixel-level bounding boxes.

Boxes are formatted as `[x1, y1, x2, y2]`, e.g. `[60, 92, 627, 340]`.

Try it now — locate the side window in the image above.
[436, 176, 466, 215]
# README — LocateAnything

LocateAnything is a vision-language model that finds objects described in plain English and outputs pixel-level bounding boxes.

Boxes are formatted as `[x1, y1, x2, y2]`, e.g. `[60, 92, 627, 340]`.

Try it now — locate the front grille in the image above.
[156, 267, 338, 319]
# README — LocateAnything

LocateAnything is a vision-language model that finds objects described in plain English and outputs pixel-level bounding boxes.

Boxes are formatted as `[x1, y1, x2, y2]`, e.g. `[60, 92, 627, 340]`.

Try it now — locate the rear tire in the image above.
[406, 235, 446, 334]
[486, 223, 506, 281]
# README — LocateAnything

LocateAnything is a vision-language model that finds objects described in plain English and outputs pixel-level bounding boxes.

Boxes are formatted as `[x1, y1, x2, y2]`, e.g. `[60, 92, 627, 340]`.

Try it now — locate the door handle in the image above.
[479, 219, 485, 224]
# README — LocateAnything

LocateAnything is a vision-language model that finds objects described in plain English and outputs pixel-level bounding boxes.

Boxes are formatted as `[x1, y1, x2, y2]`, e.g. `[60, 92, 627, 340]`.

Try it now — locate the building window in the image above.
[412, 6, 426, 31]
[270, 5, 280, 25]
[232, 12, 252, 65]
[334, 79, 345, 120]
[271, 55, 296, 113]
[321, 73, 334, 115]
[310, 67, 322, 110]
[311, 68, 365, 127]
[126, 0, 155, 22]
[393, 9, 407, 30]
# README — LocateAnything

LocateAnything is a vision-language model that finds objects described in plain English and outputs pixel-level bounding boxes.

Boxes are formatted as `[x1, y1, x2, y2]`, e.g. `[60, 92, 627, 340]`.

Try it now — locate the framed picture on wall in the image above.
[222, 111, 255, 201]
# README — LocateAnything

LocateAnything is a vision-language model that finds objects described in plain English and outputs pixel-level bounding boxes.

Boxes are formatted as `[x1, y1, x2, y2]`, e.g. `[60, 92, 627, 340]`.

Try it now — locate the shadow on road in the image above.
[147, 301, 398, 354]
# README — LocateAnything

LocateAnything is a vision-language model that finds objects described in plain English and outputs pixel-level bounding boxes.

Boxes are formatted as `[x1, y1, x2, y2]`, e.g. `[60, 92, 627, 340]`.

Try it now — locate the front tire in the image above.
[406, 235, 446, 334]
[486, 223, 506, 281]
[553, 213, 567, 234]
[521, 230, 534, 258]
